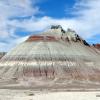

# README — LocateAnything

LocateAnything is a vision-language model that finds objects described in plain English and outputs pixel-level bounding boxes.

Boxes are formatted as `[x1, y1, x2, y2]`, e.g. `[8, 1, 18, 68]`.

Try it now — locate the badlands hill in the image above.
[0, 25, 100, 89]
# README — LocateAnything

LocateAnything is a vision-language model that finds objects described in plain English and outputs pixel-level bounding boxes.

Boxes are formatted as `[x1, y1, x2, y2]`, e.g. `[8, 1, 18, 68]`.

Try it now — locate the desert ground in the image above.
[0, 89, 100, 100]
[0, 79, 100, 100]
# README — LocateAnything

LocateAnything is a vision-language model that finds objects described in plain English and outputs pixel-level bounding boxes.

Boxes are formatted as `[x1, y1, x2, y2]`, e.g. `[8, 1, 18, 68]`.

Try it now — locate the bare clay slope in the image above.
[0, 25, 100, 89]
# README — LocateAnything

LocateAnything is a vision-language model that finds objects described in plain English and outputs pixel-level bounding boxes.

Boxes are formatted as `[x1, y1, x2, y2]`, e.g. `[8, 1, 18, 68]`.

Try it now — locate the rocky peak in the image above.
[26, 25, 90, 46]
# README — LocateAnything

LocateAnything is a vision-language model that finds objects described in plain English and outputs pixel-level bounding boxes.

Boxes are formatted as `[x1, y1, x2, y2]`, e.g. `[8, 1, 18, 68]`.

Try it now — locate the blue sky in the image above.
[37, 0, 76, 18]
[0, 0, 100, 51]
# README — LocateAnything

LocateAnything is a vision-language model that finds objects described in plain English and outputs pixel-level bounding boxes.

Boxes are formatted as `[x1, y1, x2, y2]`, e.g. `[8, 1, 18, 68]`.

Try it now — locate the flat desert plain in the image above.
[0, 89, 100, 100]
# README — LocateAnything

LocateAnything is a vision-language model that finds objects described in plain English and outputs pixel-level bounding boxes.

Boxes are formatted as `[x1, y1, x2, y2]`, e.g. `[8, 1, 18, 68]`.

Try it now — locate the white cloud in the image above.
[0, 0, 39, 38]
[9, 0, 100, 39]
[0, 0, 39, 51]
[0, 0, 39, 18]
[0, 0, 100, 52]
[0, 36, 29, 52]
[72, 0, 100, 38]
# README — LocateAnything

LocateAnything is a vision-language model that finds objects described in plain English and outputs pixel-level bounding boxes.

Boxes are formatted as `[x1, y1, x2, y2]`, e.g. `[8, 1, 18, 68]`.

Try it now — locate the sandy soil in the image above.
[0, 89, 100, 100]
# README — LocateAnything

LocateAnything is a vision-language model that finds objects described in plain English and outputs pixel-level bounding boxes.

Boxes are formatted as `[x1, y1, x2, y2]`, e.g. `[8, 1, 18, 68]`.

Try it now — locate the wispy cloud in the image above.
[71, 0, 100, 38]
[0, 0, 39, 38]
[0, 36, 29, 51]
[0, 0, 39, 51]
[10, 0, 100, 38]
[0, 0, 100, 51]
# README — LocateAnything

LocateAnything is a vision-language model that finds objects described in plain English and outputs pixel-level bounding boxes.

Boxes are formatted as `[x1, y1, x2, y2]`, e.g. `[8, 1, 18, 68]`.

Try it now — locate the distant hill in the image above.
[0, 52, 6, 59]
[93, 44, 100, 50]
